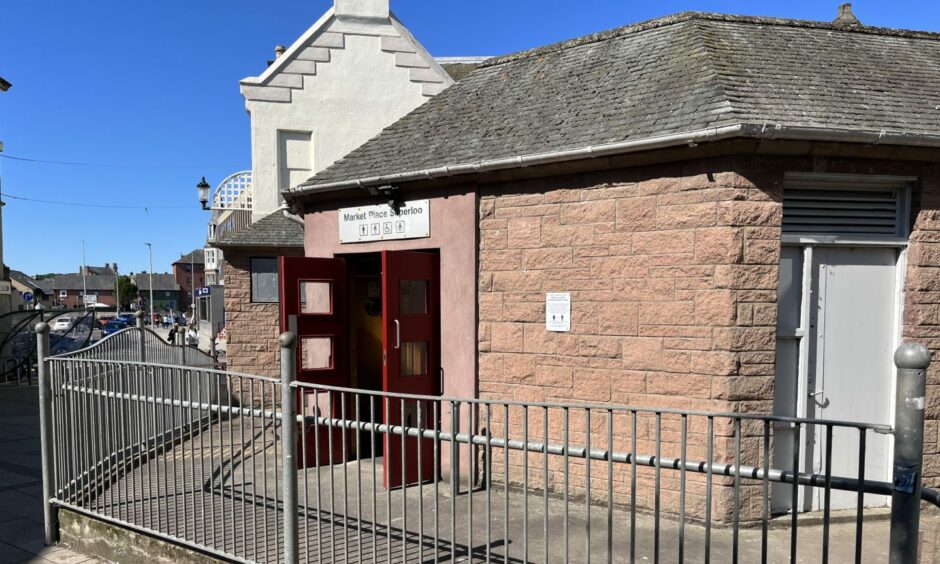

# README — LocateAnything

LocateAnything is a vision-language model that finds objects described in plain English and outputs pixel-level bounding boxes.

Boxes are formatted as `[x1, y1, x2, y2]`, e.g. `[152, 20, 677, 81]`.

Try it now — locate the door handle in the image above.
[394, 319, 400, 350]
[809, 390, 830, 408]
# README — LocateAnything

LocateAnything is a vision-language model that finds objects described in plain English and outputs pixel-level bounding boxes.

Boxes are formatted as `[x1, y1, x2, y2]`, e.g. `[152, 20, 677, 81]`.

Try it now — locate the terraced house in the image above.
[277, 7, 940, 519]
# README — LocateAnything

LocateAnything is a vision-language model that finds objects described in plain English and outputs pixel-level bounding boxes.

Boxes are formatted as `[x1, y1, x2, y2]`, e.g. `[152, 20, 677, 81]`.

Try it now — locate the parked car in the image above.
[52, 317, 73, 332]
[102, 320, 128, 336]
[97, 316, 116, 329]
[117, 314, 136, 326]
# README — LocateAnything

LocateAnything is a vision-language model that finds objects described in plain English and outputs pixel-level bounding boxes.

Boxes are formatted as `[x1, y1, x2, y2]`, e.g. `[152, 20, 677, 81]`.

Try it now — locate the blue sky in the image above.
[1, 1, 938, 276]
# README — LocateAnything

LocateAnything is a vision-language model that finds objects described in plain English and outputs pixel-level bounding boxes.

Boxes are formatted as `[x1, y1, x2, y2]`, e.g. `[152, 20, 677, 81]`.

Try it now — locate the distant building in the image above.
[172, 249, 205, 312]
[80, 263, 117, 276]
[131, 273, 180, 313]
[38, 273, 117, 309]
[9, 270, 48, 310]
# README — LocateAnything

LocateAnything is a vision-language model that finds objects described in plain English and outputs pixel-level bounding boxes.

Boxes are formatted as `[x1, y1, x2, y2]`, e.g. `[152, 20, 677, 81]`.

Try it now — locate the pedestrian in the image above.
[162, 314, 170, 329]
[167, 323, 179, 345]
[186, 326, 199, 348]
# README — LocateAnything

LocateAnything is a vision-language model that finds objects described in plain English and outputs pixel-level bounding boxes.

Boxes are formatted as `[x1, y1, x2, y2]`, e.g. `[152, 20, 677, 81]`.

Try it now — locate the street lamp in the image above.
[195, 176, 218, 360]
[197, 177, 211, 211]
[144, 243, 154, 326]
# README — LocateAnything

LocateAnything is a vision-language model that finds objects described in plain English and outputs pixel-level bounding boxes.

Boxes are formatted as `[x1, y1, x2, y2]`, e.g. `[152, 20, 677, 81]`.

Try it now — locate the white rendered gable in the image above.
[240, 9, 453, 103]
[240, 8, 454, 220]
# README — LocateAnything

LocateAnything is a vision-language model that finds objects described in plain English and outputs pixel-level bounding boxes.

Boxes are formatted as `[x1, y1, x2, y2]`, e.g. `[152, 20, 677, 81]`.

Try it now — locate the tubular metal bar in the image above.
[705, 416, 713, 564]
[761, 420, 770, 564]
[292, 410, 905, 498]
[280, 333, 299, 564]
[291, 379, 893, 432]
[855, 431, 867, 564]
[36, 323, 56, 545]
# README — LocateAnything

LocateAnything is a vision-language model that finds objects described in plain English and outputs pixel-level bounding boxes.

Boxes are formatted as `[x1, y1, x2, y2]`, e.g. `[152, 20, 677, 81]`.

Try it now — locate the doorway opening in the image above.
[279, 249, 442, 487]
[347, 253, 383, 459]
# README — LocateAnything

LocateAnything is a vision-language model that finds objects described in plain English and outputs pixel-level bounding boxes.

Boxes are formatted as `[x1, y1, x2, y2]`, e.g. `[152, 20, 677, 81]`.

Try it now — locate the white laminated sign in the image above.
[339, 200, 430, 244]
[545, 292, 571, 332]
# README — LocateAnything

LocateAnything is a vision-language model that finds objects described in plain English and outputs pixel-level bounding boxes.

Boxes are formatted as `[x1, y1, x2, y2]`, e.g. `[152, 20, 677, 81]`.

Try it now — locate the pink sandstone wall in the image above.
[223, 249, 303, 379]
[478, 155, 940, 520]
[293, 154, 940, 520]
[478, 158, 779, 520]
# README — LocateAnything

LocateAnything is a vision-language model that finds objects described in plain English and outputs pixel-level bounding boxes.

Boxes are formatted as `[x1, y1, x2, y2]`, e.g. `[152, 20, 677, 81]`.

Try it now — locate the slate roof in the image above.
[133, 273, 180, 292]
[289, 11, 940, 196]
[45, 274, 116, 292]
[174, 249, 205, 265]
[439, 63, 482, 82]
[436, 57, 490, 82]
[34, 279, 55, 293]
[214, 211, 304, 249]
[9, 270, 41, 290]
[83, 265, 115, 276]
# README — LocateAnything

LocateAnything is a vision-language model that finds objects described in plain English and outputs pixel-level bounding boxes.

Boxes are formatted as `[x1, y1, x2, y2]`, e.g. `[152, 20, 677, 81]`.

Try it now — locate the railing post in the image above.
[889, 341, 931, 564]
[35, 321, 57, 545]
[279, 331, 299, 564]
[135, 310, 145, 362]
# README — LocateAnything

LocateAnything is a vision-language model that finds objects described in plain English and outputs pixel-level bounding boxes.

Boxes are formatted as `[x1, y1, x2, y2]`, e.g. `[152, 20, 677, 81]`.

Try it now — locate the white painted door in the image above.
[773, 245, 898, 512]
[810, 246, 897, 509]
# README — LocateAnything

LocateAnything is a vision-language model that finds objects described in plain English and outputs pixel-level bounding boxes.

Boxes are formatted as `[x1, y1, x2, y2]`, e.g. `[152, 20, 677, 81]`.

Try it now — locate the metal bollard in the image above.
[889, 342, 931, 564]
[279, 332, 299, 564]
[135, 310, 145, 362]
[35, 322, 56, 545]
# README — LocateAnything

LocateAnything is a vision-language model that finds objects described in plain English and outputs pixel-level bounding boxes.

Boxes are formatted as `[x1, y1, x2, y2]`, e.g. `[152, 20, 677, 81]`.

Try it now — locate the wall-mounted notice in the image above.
[545, 292, 571, 332]
[339, 200, 430, 243]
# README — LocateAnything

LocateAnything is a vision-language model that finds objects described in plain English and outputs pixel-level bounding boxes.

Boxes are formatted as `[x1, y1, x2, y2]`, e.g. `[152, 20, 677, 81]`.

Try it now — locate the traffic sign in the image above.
[22, 292, 33, 303]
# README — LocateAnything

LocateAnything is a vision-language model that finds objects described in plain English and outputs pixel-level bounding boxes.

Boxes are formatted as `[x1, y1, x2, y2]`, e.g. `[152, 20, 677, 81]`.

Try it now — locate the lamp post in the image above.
[81, 241, 87, 308]
[196, 176, 217, 360]
[144, 243, 154, 326]
[197, 176, 211, 211]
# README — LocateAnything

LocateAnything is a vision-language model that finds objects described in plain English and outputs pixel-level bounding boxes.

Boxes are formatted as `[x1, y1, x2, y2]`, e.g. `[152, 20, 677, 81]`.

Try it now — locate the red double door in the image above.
[279, 251, 440, 488]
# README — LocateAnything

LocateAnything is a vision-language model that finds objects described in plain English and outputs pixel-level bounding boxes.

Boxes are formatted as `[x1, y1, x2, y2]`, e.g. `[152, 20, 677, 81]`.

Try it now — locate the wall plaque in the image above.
[339, 200, 430, 244]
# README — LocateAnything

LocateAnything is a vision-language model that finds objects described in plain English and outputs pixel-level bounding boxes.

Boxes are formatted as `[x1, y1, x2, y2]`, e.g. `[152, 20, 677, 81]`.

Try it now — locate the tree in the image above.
[117, 275, 138, 310]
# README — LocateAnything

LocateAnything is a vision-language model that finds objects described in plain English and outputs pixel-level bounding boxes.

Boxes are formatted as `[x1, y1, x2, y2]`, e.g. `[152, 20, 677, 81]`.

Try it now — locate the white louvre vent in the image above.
[782, 173, 911, 238]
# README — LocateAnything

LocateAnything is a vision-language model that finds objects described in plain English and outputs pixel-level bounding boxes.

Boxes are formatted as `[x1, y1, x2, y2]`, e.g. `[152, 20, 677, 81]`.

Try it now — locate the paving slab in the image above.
[0, 385, 99, 563]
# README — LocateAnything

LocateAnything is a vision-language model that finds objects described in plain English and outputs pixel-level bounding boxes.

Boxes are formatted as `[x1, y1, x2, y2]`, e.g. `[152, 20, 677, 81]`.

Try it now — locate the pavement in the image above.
[84, 411, 903, 563]
[149, 325, 226, 365]
[5, 355, 937, 563]
[0, 383, 99, 563]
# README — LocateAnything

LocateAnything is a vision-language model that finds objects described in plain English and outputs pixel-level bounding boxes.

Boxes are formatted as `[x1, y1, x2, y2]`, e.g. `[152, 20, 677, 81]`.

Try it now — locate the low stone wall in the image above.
[58, 508, 220, 563]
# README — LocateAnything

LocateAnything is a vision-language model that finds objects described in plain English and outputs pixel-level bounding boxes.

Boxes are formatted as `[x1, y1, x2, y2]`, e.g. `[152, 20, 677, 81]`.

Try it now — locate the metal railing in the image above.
[35, 328, 938, 563]
[0, 308, 99, 383]
[58, 323, 215, 369]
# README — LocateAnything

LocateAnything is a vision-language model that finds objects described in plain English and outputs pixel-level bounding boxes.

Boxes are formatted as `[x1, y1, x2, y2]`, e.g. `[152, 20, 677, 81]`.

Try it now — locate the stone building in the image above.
[40, 274, 117, 309]
[279, 9, 940, 518]
[131, 273, 181, 313]
[9, 270, 48, 310]
[215, 213, 304, 377]
[215, 0, 486, 375]
[172, 249, 205, 313]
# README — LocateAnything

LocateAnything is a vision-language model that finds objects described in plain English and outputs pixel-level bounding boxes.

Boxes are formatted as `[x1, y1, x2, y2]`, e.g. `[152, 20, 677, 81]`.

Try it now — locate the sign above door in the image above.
[338, 200, 430, 244]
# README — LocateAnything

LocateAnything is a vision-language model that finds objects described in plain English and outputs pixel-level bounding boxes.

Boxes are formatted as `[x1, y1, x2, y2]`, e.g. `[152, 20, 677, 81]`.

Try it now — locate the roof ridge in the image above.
[479, 11, 940, 69]
[692, 19, 740, 125]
